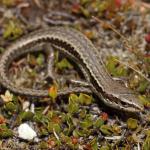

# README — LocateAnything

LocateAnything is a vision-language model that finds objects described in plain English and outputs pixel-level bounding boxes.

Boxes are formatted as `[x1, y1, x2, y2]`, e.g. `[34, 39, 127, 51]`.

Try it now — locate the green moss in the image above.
[106, 56, 128, 77]
[143, 136, 150, 150]
[5, 102, 17, 112]
[1, 0, 15, 6]
[100, 145, 110, 150]
[90, 138, 98, 150]
[33, 112, 49, 124]
[79, 93, 92, 105]
[36, 54, 45, 66]
[137, 80, 150, 93]
[0, 124, 13, 139]
[67, 95, 79, 114]
[3, 20, 23, 39]
[127, 118, 138, 130]
[139, 95, 150, 107]
[94, 119, 104, 128]
[100, 125, 113, 135]
[80, 114, 93, 128]
[39, 141, 48, 149]
[20, 111, 34, 121]
[56, 58, 73, 70]
[47, 122, 61, 133]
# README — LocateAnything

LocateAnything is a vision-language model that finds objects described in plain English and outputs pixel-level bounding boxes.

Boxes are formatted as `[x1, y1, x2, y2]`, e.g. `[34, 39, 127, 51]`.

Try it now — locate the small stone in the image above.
[30, 103, 35, 113]
[34, 137, 40, 143]
[18, 123, 37, 140]
[22, 101, 30, 110]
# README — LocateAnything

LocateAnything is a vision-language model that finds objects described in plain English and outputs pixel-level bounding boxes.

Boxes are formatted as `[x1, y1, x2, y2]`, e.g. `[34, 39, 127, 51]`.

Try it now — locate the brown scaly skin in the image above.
[0, 27, 143, 112]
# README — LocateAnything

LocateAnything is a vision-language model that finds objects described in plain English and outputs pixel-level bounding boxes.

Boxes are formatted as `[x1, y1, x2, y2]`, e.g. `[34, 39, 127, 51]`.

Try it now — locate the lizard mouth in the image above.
[103, 93, 144, 112]
[104, 98, 143, 112]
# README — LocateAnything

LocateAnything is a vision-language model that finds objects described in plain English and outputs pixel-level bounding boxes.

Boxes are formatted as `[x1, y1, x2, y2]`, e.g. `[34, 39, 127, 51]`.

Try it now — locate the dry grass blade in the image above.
[92, 16, 129, 42]
[92, 16, 150, 83]
[115, 58, 150, 83]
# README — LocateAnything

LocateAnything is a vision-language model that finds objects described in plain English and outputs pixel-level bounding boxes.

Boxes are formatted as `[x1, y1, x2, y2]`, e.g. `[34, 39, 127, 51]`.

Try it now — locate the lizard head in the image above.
[103, 90, 144, 113]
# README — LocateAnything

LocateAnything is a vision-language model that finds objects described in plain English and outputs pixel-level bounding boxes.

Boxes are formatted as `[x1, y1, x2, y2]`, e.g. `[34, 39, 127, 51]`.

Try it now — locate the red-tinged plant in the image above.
[145, 33, 150, 43]
[47, 138, 56, 148]
[71, 136, 78, 145]
[48, 85, 58, 101]
[84, 143, 92, 150]
[52, 116, 61, 124]
[71, 3, 81, 14]
[115, 0, 122, 8]
[0, 116, 6, 124]
[100, 112, 108, 121]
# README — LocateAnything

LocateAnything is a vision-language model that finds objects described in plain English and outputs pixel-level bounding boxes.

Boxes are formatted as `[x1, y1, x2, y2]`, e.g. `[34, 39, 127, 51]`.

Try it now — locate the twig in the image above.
[115, 58, 150, 82]
[53, 128, 59, 140]
[42, 105, 50, 115]
[92, 16, 129, 43]
[104, 135, 122, 140]
[92, 16, 136, 52]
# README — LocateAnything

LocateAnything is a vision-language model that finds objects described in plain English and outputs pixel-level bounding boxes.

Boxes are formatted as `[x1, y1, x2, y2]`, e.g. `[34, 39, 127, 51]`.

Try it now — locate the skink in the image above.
[0, 27, 143, 112]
